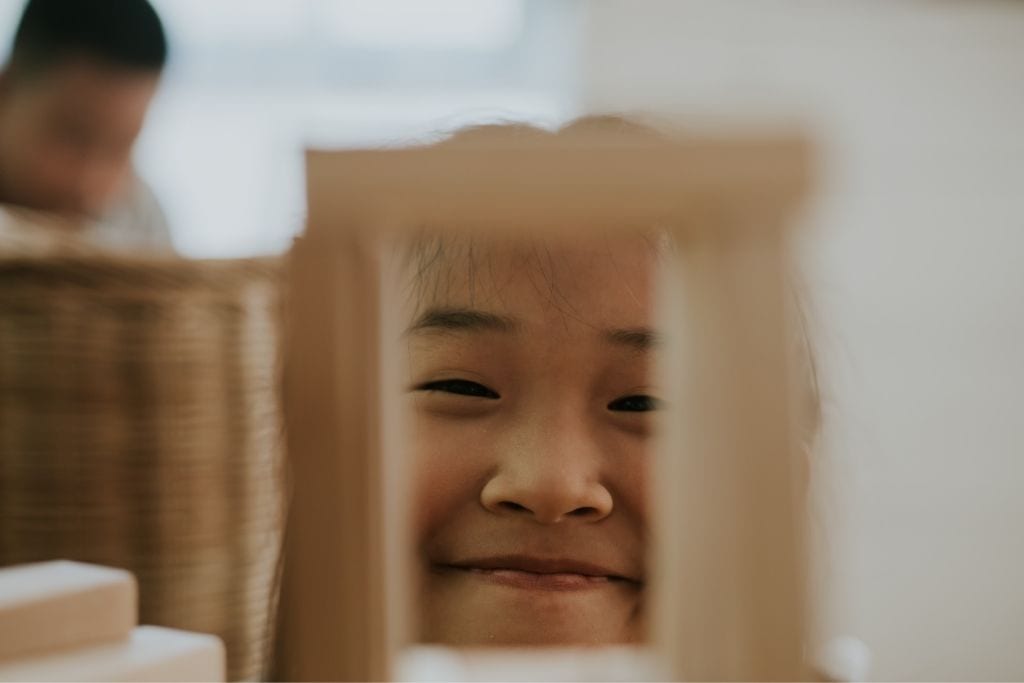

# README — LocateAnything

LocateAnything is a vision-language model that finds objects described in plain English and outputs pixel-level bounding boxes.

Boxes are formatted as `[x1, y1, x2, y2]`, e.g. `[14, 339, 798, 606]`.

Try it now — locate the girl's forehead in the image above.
[402, 235, 657, 330]
[405, 236, 657, 290]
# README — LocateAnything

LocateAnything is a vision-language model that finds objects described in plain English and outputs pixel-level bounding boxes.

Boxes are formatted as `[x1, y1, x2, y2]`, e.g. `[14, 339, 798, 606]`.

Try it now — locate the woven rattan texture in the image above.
[0, 253, 286, 681]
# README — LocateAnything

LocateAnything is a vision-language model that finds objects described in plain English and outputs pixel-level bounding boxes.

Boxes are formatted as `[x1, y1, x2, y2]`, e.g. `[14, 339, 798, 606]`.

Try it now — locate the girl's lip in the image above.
[452, 566, 612, 591]
[438, 555, 643, 590]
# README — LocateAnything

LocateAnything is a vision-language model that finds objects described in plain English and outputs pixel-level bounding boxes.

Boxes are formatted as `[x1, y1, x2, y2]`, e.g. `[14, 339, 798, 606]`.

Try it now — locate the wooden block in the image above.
[0, 561, 135, 663]
[398, 645, 659, 682]
[276, 233, 398, 681]
[654, 223, 808, 680]
[0, 626, 225, 682]
[305, 136, 811, 237]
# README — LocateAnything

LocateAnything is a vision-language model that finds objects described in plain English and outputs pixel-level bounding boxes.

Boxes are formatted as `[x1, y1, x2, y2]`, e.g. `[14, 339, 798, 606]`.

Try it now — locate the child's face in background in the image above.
[405, 237, 658, 646]
[0, 57, 157, 218]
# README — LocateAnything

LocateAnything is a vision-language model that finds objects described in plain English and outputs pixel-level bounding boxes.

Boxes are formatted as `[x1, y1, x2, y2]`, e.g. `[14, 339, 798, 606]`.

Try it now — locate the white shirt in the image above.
[0, 175, 174, 254]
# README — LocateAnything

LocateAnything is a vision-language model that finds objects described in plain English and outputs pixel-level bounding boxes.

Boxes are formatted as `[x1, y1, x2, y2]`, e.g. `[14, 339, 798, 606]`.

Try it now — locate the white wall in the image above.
[580, 2, 1024, 679]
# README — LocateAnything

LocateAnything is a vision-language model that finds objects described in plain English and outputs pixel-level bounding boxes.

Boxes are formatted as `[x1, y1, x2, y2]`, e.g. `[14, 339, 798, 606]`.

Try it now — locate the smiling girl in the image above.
[401, 117, 818, 649]
[406, 230, 656, 646]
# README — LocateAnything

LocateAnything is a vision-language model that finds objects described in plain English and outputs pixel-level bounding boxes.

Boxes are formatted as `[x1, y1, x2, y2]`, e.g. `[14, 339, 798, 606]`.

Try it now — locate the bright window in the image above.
[137, 0, 582, 256]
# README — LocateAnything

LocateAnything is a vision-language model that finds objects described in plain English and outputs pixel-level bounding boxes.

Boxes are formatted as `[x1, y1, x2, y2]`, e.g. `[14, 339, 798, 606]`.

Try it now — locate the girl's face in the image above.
[405, 237, 658, 646]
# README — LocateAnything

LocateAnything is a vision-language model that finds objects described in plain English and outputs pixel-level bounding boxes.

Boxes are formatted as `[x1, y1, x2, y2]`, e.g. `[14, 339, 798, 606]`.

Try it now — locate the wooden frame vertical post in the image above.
[277, 232, 394, 680]
[655, 213, 808, 680]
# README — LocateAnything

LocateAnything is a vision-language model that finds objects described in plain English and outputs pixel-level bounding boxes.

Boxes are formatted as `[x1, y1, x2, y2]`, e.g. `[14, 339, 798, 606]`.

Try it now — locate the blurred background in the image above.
[2, 0, 582, 256]
[2, 1, 1022, 679]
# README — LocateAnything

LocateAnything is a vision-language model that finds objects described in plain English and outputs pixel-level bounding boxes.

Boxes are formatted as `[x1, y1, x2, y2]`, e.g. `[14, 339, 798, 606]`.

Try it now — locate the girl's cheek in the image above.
[601, 429, 652, 527]
[410, 416, 494, 539]
[631, 455, 651, 528]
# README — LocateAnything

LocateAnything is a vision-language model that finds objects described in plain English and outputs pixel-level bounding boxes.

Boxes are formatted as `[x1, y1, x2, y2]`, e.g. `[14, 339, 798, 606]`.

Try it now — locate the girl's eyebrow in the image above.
[407, 307, 519, 335]
[604, 327, 659, 352]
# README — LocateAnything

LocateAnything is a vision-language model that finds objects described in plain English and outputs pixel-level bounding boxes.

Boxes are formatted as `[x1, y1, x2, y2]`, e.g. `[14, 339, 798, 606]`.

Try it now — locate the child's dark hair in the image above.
[7, 0, 167, 81]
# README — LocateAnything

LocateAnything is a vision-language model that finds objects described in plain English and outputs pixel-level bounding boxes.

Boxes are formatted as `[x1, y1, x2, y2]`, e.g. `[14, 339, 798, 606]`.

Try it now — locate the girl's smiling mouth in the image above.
[437, 555, 643, 592]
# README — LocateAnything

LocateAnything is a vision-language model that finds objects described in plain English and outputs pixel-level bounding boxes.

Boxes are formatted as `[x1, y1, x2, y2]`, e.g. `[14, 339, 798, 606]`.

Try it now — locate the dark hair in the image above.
[7, 0, 167, 79]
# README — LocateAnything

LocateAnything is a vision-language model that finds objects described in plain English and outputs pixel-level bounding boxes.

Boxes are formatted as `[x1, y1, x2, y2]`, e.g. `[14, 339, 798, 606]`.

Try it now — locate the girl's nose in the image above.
[479, 417, 613, 524]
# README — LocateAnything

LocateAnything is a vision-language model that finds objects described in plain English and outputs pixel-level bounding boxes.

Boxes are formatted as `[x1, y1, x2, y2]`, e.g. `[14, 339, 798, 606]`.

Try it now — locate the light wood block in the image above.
[0, 561, 135, 663]
[654, 222, 808, 680]
[397, 645, 659, 682]
[0, 626, 225, 682]
[277, 232, 406, 681]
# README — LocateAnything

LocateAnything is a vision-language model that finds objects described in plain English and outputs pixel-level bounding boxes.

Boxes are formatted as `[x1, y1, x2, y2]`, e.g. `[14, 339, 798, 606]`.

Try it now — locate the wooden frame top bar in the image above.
[305, 135, 812, 237]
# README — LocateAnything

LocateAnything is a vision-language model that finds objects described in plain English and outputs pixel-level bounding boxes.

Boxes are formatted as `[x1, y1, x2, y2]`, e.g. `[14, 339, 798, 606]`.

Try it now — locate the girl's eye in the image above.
[608, 394, 662, 412]
[416, 379, 500, 399]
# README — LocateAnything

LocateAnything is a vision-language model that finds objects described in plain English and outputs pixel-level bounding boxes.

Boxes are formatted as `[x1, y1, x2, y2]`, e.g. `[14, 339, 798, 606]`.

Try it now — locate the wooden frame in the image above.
[277, 132, 814, 681]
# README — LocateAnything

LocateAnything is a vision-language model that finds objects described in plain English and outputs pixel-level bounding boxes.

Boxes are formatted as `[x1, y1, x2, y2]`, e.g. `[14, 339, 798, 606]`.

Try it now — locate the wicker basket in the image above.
[0, 252, 286, 681]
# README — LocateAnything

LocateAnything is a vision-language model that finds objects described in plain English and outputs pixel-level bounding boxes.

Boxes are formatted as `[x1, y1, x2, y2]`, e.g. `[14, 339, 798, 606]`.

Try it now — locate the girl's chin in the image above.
[426, 627, 640, 648]
[419, 585, 644, 646]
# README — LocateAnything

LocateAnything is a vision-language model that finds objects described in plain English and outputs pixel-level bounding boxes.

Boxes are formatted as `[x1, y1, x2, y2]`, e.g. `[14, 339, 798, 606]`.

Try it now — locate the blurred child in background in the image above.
[0, 0, 172, 251]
